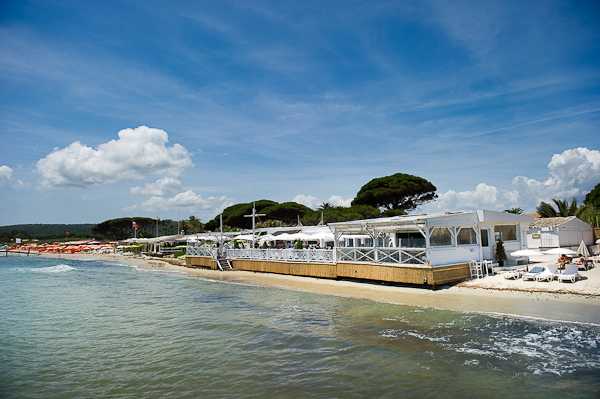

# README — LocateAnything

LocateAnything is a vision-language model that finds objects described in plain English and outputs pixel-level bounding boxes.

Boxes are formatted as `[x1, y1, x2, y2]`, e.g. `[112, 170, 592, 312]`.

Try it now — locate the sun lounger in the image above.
[504, 270, 522, 280]
[557, 264, 579, 283]
[535, 265, 558, 282]
[522, 266, 546, 281]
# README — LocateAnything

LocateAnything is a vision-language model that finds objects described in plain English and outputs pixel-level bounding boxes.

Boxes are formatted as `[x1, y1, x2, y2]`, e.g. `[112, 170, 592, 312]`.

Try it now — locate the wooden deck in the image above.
[186, 256, 470, 287]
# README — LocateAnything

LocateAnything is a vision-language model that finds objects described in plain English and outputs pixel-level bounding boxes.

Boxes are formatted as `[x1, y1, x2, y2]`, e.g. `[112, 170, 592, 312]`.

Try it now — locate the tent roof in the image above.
[530, 216, 576, 228]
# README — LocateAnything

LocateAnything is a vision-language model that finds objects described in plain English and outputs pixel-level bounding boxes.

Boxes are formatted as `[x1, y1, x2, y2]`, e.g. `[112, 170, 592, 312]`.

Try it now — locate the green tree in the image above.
[183, 216, 204, 234]
[92, 217, 179, 240]
[301, 205, 381, 225]
[584, 182, 600, 208]
[352, 173, 437, 212]
[319, 202, 332, 210]
[262, 202, 312, 225]
[536, 198, 579, 218]
[504, 208, 524, 215]
[204, 200, 277, 230]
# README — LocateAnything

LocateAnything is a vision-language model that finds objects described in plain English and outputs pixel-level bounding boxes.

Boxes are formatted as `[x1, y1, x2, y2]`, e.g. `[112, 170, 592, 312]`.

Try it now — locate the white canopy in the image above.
[258, 234, 278, 242]
[544, 247, 578, 255]
[510, 249, 544, 257]
[233, 234, 255, 241]
[186, 235, 223, 242]
[306, 231, 335, 241]
[272, 233, 296, 241]
[577, 240, 590, 257]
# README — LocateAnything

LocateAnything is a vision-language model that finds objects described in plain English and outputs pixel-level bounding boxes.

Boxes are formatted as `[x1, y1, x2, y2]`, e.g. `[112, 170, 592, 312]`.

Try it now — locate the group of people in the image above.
[558, 254, 592, 270]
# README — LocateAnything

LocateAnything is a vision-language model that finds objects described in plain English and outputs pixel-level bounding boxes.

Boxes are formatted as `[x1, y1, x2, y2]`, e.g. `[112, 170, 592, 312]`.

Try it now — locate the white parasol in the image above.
[543, 247, 578, 256]
[576, 240, 590, 257]
[510, 249, 544, 257]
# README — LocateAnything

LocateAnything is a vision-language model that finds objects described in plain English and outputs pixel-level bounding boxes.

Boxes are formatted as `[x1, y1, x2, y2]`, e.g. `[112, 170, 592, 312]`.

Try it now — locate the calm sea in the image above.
[1, 256, 599, 398]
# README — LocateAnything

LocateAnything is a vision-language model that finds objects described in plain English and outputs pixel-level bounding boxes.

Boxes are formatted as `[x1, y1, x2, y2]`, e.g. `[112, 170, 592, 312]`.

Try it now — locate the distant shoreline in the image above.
[29, 252, 600, 325]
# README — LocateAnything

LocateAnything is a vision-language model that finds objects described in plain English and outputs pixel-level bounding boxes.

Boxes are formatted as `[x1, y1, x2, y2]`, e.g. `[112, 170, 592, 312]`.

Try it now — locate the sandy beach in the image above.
[27, 252, 600, 325]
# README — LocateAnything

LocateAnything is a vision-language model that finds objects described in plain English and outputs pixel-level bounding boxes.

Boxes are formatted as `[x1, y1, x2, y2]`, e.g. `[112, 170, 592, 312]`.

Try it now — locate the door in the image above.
[480, 229, 492, 260]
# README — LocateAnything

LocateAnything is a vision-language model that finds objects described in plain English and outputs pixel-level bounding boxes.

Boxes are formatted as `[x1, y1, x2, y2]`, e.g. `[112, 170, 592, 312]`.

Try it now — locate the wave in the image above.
[31, 264, 77, 273]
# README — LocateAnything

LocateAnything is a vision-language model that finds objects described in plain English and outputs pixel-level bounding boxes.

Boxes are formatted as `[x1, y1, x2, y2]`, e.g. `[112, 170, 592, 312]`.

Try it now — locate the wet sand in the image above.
[35, 253, 600, 325]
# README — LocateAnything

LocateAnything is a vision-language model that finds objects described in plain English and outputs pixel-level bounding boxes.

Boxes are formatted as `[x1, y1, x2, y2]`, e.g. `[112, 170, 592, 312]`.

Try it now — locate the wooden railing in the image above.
[336, 247, 428, 265]
[225, 248, 335, 263]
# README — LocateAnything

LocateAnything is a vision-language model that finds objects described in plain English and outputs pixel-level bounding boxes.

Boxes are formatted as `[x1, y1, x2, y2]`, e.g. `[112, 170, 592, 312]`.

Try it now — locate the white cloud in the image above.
[130, 177, 183, 196]
[292, 194, 321, 209]
[37, 126, 192, 187]
[512, 147, 600, 206]
[133, 190, 232, 213]
[293, 194, 352, 209]
[424, 147, 600, 212]
[327, 195, 353, 207]
[0, 165, 13, 183]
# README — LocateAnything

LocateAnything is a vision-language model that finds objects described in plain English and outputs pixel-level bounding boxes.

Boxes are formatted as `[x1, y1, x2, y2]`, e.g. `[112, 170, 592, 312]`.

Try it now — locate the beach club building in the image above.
[186, 210, 533, 287]
[526, 216, 594, 249]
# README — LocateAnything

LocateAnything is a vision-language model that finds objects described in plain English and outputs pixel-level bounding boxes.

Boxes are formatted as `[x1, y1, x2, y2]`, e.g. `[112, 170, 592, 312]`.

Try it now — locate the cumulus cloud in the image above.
[0, 165, 13, 183]
[133, 190, 232, 213]
[130, 177, 183, 196]
[427, 183, 520, 211]
[37, 126, 192, 187]
[424, 147, 600, 212]
[293, 194, 321, 209]
[512, 147, 600, 206]
[293, 194, 353, 209]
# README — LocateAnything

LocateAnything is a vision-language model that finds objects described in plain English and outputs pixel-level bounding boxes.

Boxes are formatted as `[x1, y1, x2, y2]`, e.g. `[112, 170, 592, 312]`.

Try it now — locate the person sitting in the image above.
[576, 256, 589, 271]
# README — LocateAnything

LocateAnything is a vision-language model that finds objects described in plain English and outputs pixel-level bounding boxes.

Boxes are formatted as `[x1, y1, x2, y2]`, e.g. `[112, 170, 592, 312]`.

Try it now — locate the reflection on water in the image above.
[1, 256, 599, 399]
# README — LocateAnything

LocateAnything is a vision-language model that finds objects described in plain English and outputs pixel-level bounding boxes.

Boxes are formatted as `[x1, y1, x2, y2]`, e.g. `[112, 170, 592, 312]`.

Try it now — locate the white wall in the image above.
[427, 245, 480, 266]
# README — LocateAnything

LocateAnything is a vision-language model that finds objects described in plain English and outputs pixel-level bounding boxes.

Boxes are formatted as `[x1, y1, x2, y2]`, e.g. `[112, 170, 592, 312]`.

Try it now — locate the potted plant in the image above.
[495, 239, 507, 267]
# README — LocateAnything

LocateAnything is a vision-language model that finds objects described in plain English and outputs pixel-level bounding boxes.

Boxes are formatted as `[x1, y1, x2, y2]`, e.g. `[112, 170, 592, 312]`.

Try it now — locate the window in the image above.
[494, 225, 517, 241]
[364, 238, 373, 247]
[396, 232, 426, 248]
[457, 228, 477, 245]
[481, 229, 489, 247]
[430, 227, 452, 246]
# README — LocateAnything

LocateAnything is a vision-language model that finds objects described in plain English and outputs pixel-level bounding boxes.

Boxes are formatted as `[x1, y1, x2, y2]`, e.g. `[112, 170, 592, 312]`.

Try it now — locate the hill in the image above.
[0, 224, 96, 242]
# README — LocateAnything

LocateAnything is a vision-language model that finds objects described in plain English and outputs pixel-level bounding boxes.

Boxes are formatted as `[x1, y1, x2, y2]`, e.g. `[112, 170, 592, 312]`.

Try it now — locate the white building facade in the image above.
[527, 216, 594, 249]
[330, 210, 533, 267]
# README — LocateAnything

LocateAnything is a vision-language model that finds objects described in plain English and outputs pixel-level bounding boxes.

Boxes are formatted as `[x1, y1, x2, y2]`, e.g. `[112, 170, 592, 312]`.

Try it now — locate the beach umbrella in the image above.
[543, 247, 577, 256]
[510, 249, 544, 257]
[576, 240, 590, 257]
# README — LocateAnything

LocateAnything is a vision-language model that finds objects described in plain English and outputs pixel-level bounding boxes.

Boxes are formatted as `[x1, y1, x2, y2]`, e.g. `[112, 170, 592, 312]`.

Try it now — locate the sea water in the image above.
[1, 256, 599, 398]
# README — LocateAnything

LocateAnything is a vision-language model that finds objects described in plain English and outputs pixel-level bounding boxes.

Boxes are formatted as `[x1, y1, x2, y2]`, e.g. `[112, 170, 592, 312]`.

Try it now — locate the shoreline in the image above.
[29, 252, 600, 325]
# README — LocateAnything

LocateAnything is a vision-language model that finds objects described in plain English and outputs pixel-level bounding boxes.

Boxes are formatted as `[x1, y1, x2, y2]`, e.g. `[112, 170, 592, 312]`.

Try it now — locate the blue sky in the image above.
[1, 0, 600, 224]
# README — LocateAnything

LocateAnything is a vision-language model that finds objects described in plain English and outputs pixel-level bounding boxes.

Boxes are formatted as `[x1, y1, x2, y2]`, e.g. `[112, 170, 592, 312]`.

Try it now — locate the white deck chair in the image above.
[522, 266, 546, 281]
[469, 260, 484, 279]
[557, 264, 579, 283]
[504, 270, 521, 280]
[535, 264, 558, 282]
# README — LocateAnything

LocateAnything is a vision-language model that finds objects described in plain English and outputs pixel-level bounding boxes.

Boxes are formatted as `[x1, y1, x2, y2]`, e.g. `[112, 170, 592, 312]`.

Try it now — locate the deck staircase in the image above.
[216, 256, 233, 271]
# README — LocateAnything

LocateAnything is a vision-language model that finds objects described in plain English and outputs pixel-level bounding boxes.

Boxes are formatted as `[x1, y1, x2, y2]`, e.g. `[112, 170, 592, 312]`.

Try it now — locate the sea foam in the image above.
[31, 264, 77, 273]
